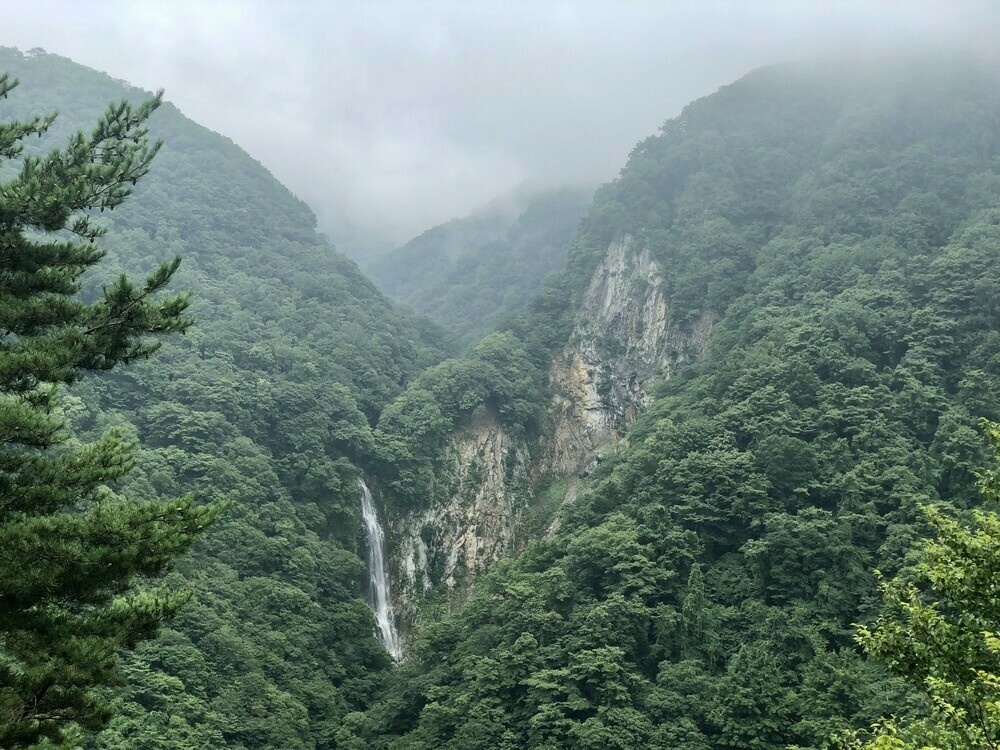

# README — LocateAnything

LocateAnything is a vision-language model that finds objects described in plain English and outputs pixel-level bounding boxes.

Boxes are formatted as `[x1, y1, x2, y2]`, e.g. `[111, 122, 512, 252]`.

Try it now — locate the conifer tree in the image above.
[0, 73, 217, 748]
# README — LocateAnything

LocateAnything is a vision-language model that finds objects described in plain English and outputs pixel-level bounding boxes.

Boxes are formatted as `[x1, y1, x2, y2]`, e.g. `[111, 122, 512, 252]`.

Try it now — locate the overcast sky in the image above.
[3, 1, 996, 251]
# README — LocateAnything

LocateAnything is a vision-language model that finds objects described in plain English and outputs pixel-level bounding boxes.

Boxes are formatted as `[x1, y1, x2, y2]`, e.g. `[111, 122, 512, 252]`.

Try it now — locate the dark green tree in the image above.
[0, 74, 217, 748]
[839, 423, 1000, 749]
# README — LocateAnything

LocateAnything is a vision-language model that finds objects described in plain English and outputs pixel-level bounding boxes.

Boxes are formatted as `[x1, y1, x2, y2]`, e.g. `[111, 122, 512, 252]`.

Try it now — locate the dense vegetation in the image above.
[0, 47, 453, 749]
[0, 77, 220, 750]
[374, 330, 542, 512]
[843, 422, 1000, 748]
[369, 186, 589, 346]
[344, 60, 1000, 749]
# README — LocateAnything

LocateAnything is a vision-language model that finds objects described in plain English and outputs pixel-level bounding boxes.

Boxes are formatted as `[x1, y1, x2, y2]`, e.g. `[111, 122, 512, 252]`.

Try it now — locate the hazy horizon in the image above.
[3, 1, 996, 253]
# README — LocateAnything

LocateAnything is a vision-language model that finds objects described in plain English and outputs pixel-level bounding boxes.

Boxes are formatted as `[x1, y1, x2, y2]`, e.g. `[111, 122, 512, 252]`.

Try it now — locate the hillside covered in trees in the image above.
[345, 59, 1000, 749]
[4, 45, 1000, 750]
[0, 47, 452, 749]
[368, 186, 590, 346]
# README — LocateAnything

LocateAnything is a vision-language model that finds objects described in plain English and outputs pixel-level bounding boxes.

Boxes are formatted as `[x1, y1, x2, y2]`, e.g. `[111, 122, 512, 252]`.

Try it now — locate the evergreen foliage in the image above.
[839, 421, 1000, 749]
[0, 73, 217, 748]
[6, 47, 1000, 750]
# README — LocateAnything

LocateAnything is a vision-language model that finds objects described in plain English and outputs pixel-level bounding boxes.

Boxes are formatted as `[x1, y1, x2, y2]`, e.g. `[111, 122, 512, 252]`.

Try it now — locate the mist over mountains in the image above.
[367, 184, 591, 346]
[4, 1, 997, 248]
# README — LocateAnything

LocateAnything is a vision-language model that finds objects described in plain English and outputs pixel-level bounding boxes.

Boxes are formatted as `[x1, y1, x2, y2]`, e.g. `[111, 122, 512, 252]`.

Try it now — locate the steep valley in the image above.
[368, 186, 591, 347]
[359, 58, 1000, 750]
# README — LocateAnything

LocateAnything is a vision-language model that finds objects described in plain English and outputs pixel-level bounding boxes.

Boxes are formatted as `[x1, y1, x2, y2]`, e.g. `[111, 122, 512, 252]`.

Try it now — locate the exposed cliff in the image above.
[544, 234, 714, 475]
[358, 58, 1000, 750]
[393, 411, 532, 627]
[390, 233, 717, 622]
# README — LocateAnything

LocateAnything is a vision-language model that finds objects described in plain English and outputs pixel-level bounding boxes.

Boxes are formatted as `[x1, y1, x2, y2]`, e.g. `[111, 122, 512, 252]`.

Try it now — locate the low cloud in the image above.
[3, 1, 996, 250]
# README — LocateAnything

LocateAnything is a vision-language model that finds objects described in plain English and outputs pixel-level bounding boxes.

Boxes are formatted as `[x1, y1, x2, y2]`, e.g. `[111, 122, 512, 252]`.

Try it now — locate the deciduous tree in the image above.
[841, 422, 1000, 749]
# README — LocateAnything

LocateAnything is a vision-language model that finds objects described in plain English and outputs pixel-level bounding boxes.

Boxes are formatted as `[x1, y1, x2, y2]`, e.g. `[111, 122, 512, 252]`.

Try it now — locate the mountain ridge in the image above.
[368, 184, 591, 345]
[0, 45, 452, 749]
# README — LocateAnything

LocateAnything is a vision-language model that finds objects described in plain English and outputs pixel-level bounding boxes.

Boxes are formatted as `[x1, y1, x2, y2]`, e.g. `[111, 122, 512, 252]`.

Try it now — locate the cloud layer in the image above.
[3, 1, 996, 250]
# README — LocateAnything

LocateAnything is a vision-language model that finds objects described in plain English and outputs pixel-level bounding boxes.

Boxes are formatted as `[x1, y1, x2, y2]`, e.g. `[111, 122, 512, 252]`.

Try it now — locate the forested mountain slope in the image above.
[354, 59, 1000, 749]
[369, 186, 590, 345]
[0, 47, 452, 749]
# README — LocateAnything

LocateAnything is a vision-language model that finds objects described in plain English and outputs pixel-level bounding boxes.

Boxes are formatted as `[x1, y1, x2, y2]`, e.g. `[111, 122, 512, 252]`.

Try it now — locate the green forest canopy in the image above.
[0, 47, 453, 749]
[353, 58, 1000, 750]
[0, 78, 220, 750]
[368, 185, 590, 347]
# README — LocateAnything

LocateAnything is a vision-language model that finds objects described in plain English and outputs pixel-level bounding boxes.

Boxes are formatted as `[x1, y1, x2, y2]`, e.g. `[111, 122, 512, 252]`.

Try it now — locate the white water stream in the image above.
[359, 481, 402, 661]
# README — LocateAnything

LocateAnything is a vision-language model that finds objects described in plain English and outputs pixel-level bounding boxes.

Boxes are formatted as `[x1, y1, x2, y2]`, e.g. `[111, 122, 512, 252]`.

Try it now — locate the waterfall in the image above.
[359, 480, 402, 661]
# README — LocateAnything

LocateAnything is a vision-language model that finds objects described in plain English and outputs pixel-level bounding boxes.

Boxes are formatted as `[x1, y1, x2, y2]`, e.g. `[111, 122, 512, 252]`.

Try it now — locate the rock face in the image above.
[392, 234, 715, 626]
[394, 411, 531, 623]
[545, 234, 713, 475]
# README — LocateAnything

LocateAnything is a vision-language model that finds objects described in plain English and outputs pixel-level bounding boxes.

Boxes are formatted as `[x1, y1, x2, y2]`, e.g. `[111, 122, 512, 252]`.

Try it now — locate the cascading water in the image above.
[359, 480, 402, 661]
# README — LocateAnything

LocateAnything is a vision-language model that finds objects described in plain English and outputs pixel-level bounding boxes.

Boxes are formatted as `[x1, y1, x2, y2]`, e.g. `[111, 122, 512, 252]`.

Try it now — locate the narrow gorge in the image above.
[386, 231, 717, 621]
